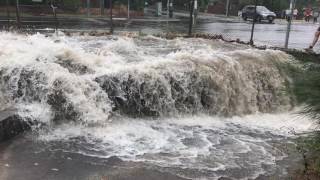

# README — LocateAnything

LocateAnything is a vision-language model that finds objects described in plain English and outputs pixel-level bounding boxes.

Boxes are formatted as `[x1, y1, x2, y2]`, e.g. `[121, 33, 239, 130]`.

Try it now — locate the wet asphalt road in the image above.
[196, 20, 320, 52]
[132, 18, 320, 52]
[0, 134, 187, 180]
[1, 14, 319, 52]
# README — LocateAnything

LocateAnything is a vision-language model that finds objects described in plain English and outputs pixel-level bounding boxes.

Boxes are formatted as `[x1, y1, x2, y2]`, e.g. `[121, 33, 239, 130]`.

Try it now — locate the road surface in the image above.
[0, 10, 319, 52]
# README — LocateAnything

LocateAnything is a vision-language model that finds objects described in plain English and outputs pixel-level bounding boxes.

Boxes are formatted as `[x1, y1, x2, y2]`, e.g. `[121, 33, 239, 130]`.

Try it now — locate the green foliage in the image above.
[114, 0, 144, 10]
[130, 0, 145, 11]
[62, 0, 81, 7]
[293, 65, 320, 120]
[169, 0, 209, 9]
[296, 132, 320, 173]
[281, 53, 320, 121]
[296, 0, 320, 9]
[281, 54, 320, 174]
[237, 0, 319, 12]
[298, 133, 320, 154]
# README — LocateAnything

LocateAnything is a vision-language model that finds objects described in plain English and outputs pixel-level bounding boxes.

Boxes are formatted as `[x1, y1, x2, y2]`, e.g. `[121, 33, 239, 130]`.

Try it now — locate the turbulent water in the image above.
[0, 32, 316, 179]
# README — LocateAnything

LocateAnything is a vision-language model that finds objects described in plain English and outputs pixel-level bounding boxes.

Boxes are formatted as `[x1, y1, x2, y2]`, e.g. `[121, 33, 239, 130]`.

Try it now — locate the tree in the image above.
[238, 0, 320, 12]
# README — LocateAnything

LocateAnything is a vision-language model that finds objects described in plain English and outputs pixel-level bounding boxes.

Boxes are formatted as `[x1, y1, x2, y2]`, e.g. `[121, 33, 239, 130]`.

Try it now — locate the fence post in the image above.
[6, 0, 10, 30]
[101, 0, 105, 15]
[188, 0, 194, 36]
[110, 0, 113, 34]
[194, 0, 197, 24]
[127, 0, 130, 19]
[51, 2, 58, 32]
[285, 0, 295, 49]
[249, 0, 257, 45]
[167, 0, 169, 18]
[15, 0, 21, 28]
[87, 0, 90, 17]
[226, 0, 230, 16]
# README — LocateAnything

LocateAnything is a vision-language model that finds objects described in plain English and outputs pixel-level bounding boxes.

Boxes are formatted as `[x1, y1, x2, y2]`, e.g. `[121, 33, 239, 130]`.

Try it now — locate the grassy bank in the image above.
[285, 53, 320, 120]
[293, 133, 320, 180]
[282, 51, 320, 178]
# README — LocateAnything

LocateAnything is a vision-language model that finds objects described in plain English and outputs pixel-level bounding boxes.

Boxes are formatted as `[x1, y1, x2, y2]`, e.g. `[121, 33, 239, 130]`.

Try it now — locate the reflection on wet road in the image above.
[1, 15, 318, 51]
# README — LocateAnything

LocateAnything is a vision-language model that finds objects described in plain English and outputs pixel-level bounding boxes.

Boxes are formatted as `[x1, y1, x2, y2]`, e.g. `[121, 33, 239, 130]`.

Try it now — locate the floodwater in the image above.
[0, 32, 317, 180]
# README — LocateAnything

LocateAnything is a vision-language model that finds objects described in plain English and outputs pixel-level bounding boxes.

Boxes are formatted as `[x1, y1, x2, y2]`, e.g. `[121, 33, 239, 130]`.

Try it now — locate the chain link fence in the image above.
[0, 0, 319, 52]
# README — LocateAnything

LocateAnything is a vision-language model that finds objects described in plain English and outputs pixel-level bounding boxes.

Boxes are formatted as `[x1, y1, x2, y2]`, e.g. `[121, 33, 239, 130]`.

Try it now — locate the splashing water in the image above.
[0, 32, 293, 120]
[0, 32, 316, 179]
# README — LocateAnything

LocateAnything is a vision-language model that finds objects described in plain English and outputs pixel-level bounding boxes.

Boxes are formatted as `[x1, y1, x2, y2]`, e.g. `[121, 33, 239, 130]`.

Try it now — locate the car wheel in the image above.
[268, 17, 274, 23]
[257, 16, 262, 22]
[242, 15, 247, 21]
[254, 16, 261, 22]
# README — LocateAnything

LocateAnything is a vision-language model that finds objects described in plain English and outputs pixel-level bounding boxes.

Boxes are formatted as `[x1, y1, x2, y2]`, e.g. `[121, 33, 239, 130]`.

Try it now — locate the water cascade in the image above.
[0, 32, 315, 179]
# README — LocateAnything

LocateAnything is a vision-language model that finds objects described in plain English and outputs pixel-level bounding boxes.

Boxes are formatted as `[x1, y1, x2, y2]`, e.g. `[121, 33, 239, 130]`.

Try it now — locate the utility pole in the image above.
[15, 0, 20, 28]
[110, 0, 113, 34]
[87, 0, 90, 17]
[249, 0, 258, 45]
[188, 0, 195, 36]
[226, 0, 230, 16]
[285, 0, 295, 49]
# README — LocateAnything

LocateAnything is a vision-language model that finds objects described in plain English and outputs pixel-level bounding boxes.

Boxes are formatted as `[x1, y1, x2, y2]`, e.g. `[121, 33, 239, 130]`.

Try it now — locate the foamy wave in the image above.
[0, 32, 316, 180]
[38, 112, 316, 179]
[0, 32, 294, 123]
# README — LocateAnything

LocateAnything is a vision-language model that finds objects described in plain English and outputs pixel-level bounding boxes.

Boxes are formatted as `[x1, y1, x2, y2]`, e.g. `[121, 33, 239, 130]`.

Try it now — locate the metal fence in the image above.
[0, 0, 319, 52]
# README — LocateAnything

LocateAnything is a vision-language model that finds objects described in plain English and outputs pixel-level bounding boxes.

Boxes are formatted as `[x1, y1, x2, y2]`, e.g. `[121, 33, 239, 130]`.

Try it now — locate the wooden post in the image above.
[249, 0, 257, 45]
[6, 0, 10, 30]
[87, 0, 90, 17]
[101, 0, 105, 15]
[127, 0, 130, 19]
[110, 0, 113, 34]
[285, 0, 295, 49]
[51, 1, 58, 32]
[15, 0, 21, 28]
[188, 0, 194, 36]
[167, 0, 169, 18]
[226, 0, 230, 16]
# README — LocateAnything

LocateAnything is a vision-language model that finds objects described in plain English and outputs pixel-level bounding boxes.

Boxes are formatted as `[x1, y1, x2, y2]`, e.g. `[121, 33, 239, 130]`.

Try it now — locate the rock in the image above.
[0, 109, 30, 142]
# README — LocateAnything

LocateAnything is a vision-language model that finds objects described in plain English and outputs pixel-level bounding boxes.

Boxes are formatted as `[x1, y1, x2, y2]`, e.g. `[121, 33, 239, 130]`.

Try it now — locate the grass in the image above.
[296, 132, 320, 177]
[286, 60, 320, 121]
[281, 52, 320, 176]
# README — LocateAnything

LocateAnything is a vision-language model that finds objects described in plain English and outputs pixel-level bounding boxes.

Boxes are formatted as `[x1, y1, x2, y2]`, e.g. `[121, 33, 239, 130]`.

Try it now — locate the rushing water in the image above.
[0, 32, 316, 179]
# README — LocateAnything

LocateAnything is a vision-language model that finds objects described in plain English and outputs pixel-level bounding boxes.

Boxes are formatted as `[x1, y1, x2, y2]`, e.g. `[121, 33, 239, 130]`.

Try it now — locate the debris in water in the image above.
[51, 168, 59, 171]
[34, 163, 39, 166]
[4, 163, 10, 167]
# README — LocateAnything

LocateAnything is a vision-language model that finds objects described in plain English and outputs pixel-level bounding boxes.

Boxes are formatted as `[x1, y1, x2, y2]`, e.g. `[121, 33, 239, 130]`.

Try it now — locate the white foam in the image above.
[0, 32, 292, 124]
[0, 32, 314, 179]
[38, 112, 316, 179]
[17, 102, 53, 124]
[0, 32, 113, 124]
